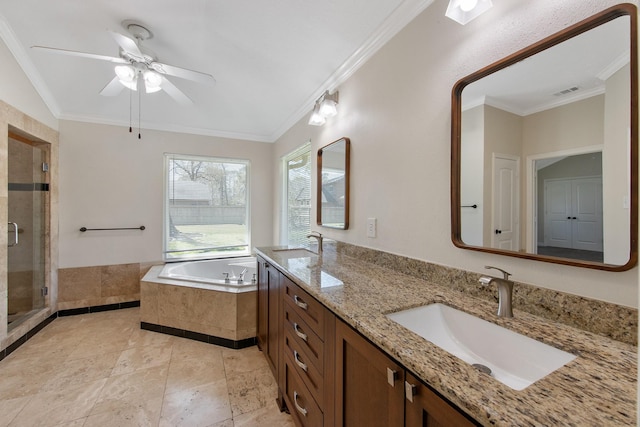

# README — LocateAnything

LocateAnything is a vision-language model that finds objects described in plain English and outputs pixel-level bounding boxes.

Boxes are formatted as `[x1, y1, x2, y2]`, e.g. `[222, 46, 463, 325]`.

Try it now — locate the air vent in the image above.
[553, 86, 580, 96]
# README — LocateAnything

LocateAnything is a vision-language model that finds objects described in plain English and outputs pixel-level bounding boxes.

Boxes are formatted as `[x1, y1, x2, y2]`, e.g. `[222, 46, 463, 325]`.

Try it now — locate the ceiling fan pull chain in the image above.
[129, 88, 132, 133]
[138, 86, 142, 139]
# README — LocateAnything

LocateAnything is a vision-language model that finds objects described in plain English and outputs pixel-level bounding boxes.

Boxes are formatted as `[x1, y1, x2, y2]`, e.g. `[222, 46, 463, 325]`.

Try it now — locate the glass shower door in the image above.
[7, 135, 47, 330]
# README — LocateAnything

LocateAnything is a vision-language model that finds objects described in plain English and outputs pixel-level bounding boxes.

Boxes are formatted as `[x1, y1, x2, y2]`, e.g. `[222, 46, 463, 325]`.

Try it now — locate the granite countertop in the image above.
[255, 246, 637, 426]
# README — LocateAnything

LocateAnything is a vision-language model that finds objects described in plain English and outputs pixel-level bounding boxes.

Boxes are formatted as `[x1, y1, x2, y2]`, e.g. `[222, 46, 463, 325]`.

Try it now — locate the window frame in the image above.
[163, 153, 251, 262]
[281, 141, 312, 246]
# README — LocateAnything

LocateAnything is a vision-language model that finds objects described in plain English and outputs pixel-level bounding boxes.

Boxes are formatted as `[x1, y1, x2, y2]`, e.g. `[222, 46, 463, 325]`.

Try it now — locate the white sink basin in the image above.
[272, 248, 318, 258]
[386, 303, 576, 390]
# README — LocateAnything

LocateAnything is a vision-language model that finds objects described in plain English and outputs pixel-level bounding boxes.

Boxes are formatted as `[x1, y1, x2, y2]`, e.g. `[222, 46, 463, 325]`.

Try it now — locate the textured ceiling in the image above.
[0, 0, 433, 142]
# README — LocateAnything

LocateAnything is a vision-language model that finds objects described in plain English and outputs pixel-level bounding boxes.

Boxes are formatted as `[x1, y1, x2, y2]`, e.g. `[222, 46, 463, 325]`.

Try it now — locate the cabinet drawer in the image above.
[284, 356, 324, 427]
[284, 328, 324, 408]
[284, 300, 324, 373]
[282, 276, 325, 339]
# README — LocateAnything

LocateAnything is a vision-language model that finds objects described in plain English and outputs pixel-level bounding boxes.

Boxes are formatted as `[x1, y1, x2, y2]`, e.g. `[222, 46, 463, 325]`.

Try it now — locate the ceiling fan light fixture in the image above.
[115, 64, 138, 90]
[143, 70, 162, 93]
[115, 64, 135, 82]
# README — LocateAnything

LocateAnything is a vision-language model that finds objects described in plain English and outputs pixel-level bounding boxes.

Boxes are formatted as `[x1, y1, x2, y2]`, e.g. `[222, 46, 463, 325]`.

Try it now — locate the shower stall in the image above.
[7, 133, 49, 330]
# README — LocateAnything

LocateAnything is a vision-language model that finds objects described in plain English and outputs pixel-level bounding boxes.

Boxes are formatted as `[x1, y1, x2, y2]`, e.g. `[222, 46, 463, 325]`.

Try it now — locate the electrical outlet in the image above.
[367, 218, 377, 238]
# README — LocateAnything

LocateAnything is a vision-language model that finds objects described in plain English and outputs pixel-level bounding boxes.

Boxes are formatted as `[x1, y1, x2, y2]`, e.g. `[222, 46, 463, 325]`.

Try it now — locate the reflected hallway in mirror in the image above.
[451, 3, 637, 271]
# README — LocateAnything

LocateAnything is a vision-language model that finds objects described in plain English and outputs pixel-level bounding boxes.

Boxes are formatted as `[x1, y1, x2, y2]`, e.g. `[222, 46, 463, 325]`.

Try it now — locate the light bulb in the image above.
[459, 0, 478, 12]
[308, 110, 326, 126]
[319, 99, 337, 117]
[115, 65, 135, 82]
[144, 70, 162, 88]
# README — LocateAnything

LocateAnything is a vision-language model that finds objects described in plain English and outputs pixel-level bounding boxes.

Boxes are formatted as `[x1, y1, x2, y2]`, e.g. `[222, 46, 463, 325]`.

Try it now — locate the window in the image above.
[283, 143, 311, 246]
[165, 154, 250, 260]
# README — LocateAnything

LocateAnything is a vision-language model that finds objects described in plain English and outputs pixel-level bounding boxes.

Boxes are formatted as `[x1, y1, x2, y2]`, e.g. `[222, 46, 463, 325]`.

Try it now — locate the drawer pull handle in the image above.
[293, 391, 308, 416]
[294, 295, 308, 310]
[294, 350, 308, 371]
[387, 367, 397, 387]
[405, 381, 417, 403]
[293, 323, 308, 341]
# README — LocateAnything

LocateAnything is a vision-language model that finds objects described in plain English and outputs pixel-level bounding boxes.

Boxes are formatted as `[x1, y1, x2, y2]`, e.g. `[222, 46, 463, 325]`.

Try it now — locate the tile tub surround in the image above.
[256, 246, 637, 426]
[141, 266, 257, 344]
[57, 262, 155, 311]
[334, 241, 638, 345]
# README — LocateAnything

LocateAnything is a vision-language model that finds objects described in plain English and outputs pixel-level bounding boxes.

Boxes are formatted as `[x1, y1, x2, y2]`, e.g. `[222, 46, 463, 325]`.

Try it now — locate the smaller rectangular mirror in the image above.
[318, 137, 350, 229]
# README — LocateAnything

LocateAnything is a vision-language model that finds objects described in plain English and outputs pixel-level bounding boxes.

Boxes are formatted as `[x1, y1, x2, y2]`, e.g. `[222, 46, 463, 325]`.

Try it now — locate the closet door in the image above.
[571, 177, 602, 251]
[543, 177, 602, 251]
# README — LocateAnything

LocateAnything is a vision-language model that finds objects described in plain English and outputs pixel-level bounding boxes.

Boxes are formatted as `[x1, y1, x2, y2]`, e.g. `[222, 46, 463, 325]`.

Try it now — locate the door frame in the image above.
[525, 144, 603, 253]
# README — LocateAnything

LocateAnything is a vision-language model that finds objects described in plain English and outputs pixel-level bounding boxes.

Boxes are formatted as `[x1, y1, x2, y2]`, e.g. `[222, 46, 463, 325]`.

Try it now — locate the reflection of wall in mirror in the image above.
[461, 63, 629, 263]
[460, 106, 483, 246]
[603, 64, 631, 264]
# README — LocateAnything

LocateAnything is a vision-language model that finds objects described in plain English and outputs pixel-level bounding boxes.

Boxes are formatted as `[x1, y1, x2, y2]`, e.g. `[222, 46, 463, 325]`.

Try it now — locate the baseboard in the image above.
[140, 321, 257, 349]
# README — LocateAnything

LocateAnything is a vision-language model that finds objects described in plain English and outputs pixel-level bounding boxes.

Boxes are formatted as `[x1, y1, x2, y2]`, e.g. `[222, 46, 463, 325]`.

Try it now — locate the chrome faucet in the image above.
[479, 266, 514, 318]
[306, 231, 323, 254]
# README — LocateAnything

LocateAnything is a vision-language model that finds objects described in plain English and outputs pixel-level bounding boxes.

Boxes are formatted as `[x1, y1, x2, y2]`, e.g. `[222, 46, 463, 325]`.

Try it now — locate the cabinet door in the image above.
[335, 320, 404, 427]
[405, 371, 477, 427]
[267, 264, 281, 377]
[256, 257, 281, 378]
[256, 257, 268, 352]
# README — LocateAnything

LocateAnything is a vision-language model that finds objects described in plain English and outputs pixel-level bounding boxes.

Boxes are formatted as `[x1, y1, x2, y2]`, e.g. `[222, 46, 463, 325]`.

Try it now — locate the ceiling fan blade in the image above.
[108, 30, 144, 59]
[150, 61, 216, 86]
[100, 76, 125, 96]
[31, 45, 127, 63]
[160, 76, 193, 106]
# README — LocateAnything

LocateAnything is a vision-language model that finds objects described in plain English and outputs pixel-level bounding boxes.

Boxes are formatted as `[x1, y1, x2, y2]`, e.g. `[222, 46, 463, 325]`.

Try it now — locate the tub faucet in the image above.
[307, 231, 323, 254]
[223, 272, 230, 284]
[479, 266, 514, 318]
[237, 268, 247, 284]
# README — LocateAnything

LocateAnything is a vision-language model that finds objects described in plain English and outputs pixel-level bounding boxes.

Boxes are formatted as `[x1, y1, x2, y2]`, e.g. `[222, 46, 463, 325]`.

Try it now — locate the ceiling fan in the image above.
[31, 20, 215, 106]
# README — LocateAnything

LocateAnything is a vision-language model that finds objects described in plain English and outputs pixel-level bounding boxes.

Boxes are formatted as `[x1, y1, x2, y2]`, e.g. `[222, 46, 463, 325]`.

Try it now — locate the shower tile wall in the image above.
[57, 263, 155, 310]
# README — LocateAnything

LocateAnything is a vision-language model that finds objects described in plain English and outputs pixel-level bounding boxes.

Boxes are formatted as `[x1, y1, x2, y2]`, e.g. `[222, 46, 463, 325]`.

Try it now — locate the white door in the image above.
[543, 177, 602, 251]
[492, 155, 519, 250]
[572, 178, 603, 251]
[545, 180, 572, 248]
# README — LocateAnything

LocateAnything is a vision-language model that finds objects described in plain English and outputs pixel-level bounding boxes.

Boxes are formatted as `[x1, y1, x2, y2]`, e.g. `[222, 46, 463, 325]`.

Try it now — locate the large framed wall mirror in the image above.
[451, 4, 638, 271]
[318, 137, 350, 229]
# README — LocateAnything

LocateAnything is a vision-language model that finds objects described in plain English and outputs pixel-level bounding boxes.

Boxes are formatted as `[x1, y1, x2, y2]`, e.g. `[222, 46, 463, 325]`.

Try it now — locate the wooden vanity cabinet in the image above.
[258, 256, 478, 427]
[281, 276, 336, 426]
[256, 257, 281, 382]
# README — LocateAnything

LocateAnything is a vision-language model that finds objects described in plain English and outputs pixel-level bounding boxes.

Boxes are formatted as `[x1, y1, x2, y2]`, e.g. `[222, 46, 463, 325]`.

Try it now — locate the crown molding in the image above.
[269, 0, 435, 142]
[58, 112, 274, 143]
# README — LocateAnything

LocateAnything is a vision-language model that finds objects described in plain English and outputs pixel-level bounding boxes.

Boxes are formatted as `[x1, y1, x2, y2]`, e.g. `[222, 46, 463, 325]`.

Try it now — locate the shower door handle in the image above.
[8, 222, 18, 247]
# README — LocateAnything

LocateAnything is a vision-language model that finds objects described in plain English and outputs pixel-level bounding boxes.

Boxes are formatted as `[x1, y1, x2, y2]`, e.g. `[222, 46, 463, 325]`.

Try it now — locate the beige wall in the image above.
[522, 95, 604, 157]
[274, 0, 639, 307]
[0, 36, 57, 130]
[58, 120, 274, 268]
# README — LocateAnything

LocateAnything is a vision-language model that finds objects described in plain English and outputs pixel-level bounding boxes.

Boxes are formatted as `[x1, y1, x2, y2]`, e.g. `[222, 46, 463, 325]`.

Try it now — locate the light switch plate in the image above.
[367, 218, 377, 238]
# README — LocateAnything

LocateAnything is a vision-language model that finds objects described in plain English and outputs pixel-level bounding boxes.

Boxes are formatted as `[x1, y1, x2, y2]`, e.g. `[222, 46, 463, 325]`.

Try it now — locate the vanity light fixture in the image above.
[308, 90, 339, 126]
[445, 0, 493, 25]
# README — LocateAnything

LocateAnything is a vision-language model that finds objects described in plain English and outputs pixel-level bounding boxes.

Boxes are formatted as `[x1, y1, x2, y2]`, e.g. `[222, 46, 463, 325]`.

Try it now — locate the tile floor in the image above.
[0, 308, 294, 427]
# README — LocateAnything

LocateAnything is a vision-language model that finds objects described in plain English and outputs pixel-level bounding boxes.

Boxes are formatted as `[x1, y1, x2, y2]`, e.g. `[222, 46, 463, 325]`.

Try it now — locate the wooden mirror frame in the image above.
[451, 4, 638, 271]
[317, 137, 350, 229]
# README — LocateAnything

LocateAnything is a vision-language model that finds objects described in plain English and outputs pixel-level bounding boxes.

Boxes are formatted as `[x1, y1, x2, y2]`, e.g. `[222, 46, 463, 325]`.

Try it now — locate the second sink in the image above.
[386, 303, 576, 390]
